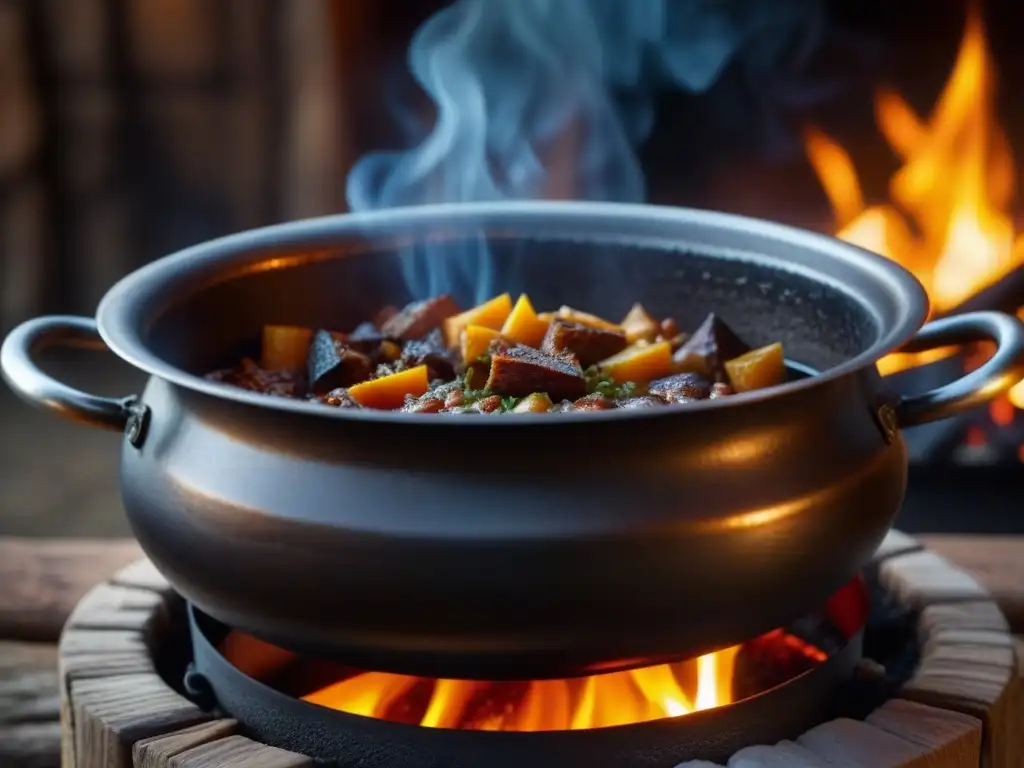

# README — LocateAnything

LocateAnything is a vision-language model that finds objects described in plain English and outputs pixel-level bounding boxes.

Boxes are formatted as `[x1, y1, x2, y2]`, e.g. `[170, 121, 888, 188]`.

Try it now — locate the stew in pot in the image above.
[206, 293, 787, 413]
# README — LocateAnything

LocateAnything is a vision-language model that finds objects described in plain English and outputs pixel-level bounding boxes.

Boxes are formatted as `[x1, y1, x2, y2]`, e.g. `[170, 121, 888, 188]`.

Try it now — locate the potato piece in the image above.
[442, 293, 514, 347]
[348, 365, 430, 409]
[556, 306, 621, 332]
[511, 392, 553, 413]
[620, 304, 660, 345]
[381, 295, 461, 340]
[461, 324, 505, 365]
[486, 345, 586, 400]
[541, 319, 627, 367]
[261, 325, 313, 372]
[501, 294, 550, 347]
[597, 341, 673, 384]
[724, 342, 786, 393]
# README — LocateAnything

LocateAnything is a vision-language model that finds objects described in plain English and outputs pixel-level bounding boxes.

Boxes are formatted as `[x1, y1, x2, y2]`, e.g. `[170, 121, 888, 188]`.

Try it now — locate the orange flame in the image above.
[805, 6, 1024, 399]
[301, 629, 827, 731]
[304, 647, 742, 731]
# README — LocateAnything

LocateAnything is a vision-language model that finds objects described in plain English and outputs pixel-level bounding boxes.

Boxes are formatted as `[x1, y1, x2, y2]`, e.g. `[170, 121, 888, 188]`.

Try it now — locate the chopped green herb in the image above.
[500, 395, 522, 412]
[583, 366, 637, 400]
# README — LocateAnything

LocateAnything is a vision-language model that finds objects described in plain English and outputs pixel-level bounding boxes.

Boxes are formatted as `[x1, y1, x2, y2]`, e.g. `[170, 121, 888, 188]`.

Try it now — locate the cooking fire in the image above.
[220, 626, 830, 733]
[805, 4, 1024, 435]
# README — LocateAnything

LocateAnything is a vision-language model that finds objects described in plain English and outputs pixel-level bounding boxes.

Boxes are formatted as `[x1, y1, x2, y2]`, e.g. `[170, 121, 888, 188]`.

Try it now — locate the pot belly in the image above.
[120, 377, 906, 680]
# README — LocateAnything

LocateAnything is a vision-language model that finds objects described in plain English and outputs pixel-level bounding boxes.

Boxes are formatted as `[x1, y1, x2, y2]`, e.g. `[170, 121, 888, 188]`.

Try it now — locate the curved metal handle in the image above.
[0, 315, 138, 431]
[890, 311, 1024, 427]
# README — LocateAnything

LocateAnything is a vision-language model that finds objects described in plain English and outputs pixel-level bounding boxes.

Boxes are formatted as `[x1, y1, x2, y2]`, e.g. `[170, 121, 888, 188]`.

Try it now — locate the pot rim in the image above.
[95, 201, 929, 425]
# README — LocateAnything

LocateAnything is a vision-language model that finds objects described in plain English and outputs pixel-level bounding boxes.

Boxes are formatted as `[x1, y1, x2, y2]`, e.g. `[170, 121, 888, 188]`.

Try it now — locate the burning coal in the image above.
[346, 0, 828, 304]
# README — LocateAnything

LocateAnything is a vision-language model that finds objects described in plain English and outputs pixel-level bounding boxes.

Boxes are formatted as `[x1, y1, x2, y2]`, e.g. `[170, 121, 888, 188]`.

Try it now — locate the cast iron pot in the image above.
[4, 202, 1024, 681]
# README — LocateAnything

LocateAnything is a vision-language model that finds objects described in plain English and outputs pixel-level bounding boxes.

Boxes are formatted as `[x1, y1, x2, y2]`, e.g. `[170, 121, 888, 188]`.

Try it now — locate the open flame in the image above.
[804, 6, 1024, 390]
[302, 630, 825, 731]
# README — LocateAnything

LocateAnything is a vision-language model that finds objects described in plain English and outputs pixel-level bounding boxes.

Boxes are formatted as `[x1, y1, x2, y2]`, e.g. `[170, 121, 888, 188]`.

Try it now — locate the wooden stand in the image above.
[54, 533, 1024, 768]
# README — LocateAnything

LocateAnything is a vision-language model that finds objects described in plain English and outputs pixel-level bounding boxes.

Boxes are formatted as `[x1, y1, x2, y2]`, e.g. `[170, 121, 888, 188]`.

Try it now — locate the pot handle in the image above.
[0, 315, 140, 432]
[890, 311, 1024, 427]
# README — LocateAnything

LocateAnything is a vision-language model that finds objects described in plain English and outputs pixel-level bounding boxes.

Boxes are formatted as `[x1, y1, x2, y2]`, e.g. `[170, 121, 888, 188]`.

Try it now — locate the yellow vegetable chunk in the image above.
[461, 324, 505, 365]
[619, 303, 660, 345]
[261, 325, 313, 372]
[597, 341, 673, 384]
[501, 295, 550, 347]
[556, 306, 621, 332]
[512, 392, 553, 413]
[442, 293, 514, 347]
[724, 342, 786, 393]
[348, 365, 430, 409]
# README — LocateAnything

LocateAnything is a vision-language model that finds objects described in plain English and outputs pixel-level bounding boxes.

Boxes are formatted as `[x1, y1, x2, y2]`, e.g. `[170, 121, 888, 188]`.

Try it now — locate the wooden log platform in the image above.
[1, 533, 1023, 767]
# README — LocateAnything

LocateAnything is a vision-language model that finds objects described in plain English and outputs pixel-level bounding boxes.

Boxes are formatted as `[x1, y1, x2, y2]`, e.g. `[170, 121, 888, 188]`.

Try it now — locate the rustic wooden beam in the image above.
[0, 538, 142, 643]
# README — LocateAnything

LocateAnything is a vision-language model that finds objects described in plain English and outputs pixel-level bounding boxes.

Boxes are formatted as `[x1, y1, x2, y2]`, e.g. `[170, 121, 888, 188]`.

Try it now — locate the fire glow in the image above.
[302, 630, 825, 731]
[804, 7, 1024, 411]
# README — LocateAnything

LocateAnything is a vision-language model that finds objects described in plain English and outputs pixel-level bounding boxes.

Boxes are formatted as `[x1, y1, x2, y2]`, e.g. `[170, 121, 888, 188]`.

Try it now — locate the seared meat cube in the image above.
[672, 313, 750, 383]
[572, 393, 617, 411]
[709, 382, 734, 399]
[617, 395, 669, 409]
[345, 321, 389, 353]
[486, 345, 587, 401]
[541, 319, 627, 367]
[207, 359, 305, 398]
[381, 295, 461, 340]
[321, 388, 361, 408]
[648, 372, 713, 402]
[400, 328, 458, 381]
[307, 330, 374, 394]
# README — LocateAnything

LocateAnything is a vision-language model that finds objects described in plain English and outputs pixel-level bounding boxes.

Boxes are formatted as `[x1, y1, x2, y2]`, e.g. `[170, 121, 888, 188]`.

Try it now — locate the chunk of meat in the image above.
[672, 313, 750, 383]
[346, 321, 388, 350]
[572, 393, 617, 411]
[381, 295, 461, 340]
[307, 330, 374, 394]
[648, 372, 713, 402]
[541, 318, 627, 367]
[401, 328, 458, 381]
[207, 359, 305, 398]
[486, 345, 587, 401]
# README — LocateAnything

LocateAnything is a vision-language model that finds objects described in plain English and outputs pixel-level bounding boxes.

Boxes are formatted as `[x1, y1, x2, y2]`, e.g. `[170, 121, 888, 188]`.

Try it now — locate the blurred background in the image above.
[0, 0, 1021, 536]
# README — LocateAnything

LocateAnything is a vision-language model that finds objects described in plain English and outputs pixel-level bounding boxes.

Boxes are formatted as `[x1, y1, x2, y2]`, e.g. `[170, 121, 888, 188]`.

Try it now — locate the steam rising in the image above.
[347, 0, 827, 302]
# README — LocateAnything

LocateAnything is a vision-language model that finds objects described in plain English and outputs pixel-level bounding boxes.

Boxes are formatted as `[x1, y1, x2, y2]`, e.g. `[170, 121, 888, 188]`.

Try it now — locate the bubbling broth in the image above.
[206, 293, 792, 414]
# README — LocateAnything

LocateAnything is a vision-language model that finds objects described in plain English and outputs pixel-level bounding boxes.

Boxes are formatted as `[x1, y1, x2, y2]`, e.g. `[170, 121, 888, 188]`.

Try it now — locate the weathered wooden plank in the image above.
[0, 641, 61, 768]
[166, 734, 313, 767]
[72, 673, 211, 768]
[133, 719, 238, 768]
[873, 530, 923, 563]
[797, 717, 926, 766]
[879, 550, 990, 609]
[866, 699, 981, 768]
[919, 535, 1024, 632]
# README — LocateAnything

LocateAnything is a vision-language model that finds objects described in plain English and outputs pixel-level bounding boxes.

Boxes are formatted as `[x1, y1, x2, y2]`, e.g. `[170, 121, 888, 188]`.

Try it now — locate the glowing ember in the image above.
[302, 632, 826, 731]
[804, 6, 1024, 404]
